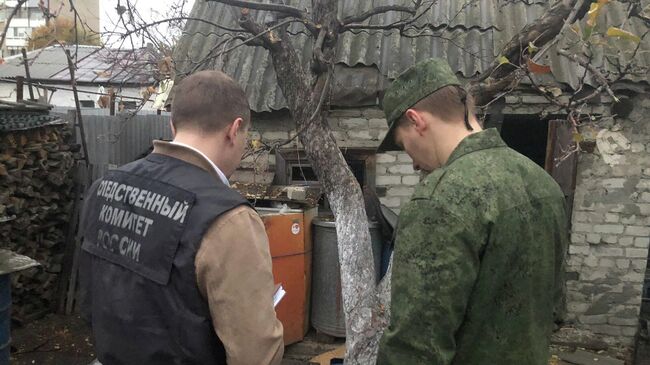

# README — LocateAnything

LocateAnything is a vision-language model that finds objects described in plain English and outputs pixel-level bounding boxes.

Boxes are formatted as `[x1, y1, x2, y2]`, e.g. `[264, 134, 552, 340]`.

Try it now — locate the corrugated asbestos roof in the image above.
[174, 0, 650, 112]
[0, 110, 63, 132]
[0, 45, 157, 86]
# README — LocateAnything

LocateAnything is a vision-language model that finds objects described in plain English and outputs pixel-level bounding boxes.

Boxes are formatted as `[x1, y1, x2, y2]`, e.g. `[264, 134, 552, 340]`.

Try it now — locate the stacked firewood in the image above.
[0, 124, 77, 322]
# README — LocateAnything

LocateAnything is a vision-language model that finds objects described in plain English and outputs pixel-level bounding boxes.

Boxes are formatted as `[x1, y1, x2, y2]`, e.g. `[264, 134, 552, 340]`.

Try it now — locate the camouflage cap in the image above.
[377, 58, 460, 152]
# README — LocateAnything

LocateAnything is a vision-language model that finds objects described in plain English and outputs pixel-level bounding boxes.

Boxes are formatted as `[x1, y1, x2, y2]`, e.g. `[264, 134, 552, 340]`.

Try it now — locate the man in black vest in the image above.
[79, 71, 284, 365]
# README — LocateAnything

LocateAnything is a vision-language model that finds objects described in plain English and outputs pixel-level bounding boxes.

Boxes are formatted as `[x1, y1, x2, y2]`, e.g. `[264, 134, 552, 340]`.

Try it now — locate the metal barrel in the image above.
[311, 219, 383, 338]
[0, 274, 11, 364]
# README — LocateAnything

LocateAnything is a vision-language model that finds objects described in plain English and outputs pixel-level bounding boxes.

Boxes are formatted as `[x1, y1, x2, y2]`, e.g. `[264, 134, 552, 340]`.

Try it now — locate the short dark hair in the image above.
[399, 85, 475, 125]
[171, 70, 250, 133]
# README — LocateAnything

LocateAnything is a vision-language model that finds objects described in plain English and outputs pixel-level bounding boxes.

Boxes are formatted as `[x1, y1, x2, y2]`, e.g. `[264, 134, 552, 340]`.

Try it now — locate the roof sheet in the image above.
[0, 45, 157, 86]
[0, 110, 63, 132]
[174, 0, 650, 112]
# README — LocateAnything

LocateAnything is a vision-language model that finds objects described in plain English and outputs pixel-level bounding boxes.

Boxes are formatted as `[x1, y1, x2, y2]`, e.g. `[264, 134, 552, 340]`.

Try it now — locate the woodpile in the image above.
[0, 123, 77, 322]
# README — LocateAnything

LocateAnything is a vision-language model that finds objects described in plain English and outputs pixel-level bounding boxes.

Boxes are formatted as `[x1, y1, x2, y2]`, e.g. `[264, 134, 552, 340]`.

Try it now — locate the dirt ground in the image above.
[10, 314, 95, 365]
[8, 314, 650, 365]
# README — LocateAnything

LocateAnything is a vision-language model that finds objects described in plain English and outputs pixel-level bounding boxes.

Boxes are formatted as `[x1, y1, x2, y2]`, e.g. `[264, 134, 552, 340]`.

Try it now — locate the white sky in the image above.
[99, 0, 196, 48]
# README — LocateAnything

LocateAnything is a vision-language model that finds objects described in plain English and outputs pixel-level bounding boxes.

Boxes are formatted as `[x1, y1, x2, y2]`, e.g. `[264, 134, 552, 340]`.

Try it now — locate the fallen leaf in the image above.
[527, 59, 552, 74]
[497, 55, 510, 65]
[527, 42, 538, 55]
[607, 27, 641, 43]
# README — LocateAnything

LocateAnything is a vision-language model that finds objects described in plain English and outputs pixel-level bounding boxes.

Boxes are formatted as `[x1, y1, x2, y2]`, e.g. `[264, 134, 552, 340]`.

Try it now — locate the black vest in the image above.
[80, 153, 249, 365]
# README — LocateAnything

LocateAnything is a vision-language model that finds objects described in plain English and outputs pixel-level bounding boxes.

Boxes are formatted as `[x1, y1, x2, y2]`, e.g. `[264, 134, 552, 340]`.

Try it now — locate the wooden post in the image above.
[15, 76, 24, 102]
[65, 49, 90, 169]
[21, 48, 35, 100]
[109, 90, 116, 116]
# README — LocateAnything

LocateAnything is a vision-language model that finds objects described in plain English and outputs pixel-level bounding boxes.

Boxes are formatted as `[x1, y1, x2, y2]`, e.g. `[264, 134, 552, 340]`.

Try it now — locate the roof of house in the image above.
[173, 0, 650, 113]
[0, 44, 157, 86]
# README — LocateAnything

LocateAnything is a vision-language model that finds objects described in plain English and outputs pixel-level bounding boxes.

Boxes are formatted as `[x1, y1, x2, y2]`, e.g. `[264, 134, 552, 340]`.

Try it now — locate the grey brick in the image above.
[631, 259, 648, 271]
[376, 154, 396, 163]
[571, 233, 586, 244]
[376, 176, 401, 186]
[586, 234, 602, 244]
[594, 224, 625, 234]
[609, 317, 640, 326]
[590, 324, 622, 336]
[387, 187, 415, 197]
[602, 235, 618, 244]
[622, 327, 638, 337]
[397, 153, 412, 163]
[616, 259, 630, 269]
[604, 213, 620, 223]
[379, 197, 401, 208]
[402, 175, 420, 186]
[579, 314, 608, 324]
[573, 223, 593, 233]
[625, 225, 650, 236]
[340, 118, 369, 130]
[388, 164, 415, 175]
[634, 237, 650, 248]
[599, 258, 615, 268]
[602, 178, 626, 188]
[594, 247, 624, 257]
[569, 245, 590, 255]
[348, 130, 373, 140]
[369, 118, 387, 129]
[619, 236, 634, 246]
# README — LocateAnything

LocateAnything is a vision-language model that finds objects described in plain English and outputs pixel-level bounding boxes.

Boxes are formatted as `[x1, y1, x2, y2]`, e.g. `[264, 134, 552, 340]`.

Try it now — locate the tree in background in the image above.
[27, 17, 100, 49]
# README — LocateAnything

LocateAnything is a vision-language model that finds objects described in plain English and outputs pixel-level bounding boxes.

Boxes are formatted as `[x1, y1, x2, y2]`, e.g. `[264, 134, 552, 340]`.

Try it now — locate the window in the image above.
[275, 148, 375, 189]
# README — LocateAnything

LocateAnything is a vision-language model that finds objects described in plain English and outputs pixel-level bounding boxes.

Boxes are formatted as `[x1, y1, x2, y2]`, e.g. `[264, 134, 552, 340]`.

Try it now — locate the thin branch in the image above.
[556, 48, 619, 102]
[342, 5, 416, 26]
[206, 0, 305, 18]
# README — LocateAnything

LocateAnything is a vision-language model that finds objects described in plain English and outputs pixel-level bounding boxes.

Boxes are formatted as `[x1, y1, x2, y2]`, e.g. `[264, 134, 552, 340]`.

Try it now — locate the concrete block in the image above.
[639, 204, 650, 216]
[573, 223, 593, 233]
[340, 118, 368, 130]
[594, 224, 625, 234]
[604, 213, 619, 223]
[569, 245, 590, 255]
[590, 324, 622, 337]
[379, 197, 402, 208]
[397, 153, 412, 163]
[571, 233, 587, 244]
[376, 154, 396, 163]
[636, 179, 650, 189]
[634, 237, 650, 248]
[579, 314, 608, 324]
[616, 259, 630, 269]
[368, 118, 387, 129]
[402, 175, 420, 186]
[376, 176, 401, 186]
[584, 255, 599, 267]
[630, 259, 648, 271]
[608, 317, 640, 326]
[602, 178, 626, 189]
[348, 130, 374, 140]
[593, 247, 624, 257]
[625, 225, 650, 236]
[387, 187, 415, 197]
[620, 215, 637, 224]
[388, 164, 415, 175]
[619, 236, 634, 246]
[586, 234, 602, 244]
[639, 192, 650, 203]
[599, 258, 615, 268]
[602, 235, 618, 244]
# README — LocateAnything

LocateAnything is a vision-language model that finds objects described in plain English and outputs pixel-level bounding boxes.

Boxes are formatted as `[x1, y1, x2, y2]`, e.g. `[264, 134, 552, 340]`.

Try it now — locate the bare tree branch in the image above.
[0, 0, 29, 54]
[342, 5, 416, 25]
[557, 48, 620, 102]
[206, 0, 305, 18]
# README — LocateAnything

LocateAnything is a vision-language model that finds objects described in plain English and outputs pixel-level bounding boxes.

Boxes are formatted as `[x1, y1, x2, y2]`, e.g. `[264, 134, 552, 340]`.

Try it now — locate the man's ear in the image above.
[226, 118, 243, 143]
[404, 109, 428, 135]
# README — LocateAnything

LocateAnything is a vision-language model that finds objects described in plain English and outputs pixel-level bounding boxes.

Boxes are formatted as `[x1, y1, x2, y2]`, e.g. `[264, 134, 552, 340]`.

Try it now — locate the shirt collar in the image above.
[155, 140, 230, 186]
[445, 128, 507, 166]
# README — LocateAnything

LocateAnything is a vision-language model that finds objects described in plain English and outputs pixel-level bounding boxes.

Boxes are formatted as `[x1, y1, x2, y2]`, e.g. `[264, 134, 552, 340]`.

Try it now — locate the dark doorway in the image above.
[499, 115, 550, 168]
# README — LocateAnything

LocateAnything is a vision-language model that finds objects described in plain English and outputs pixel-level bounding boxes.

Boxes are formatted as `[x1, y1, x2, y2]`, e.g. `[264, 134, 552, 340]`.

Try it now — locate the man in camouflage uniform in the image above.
[376, 58, 568, 365]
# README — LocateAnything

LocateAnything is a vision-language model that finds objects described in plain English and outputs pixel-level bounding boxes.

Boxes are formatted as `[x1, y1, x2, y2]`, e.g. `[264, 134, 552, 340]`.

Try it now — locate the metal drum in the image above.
[0, 274, 11, 364]
[311, 218, 383, 337]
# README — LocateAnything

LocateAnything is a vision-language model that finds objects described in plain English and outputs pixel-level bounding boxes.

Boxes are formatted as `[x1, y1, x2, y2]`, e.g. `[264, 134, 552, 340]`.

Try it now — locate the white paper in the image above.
[273, 284, 286, 308]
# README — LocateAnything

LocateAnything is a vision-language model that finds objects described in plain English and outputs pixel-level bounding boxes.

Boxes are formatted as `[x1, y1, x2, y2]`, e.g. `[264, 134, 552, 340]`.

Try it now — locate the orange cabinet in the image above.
[258, 207, 316, 346]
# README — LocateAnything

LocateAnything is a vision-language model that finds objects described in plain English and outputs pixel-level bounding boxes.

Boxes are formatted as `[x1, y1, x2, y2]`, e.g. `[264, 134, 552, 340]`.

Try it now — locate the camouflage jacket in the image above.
[378, 128, 568, 365]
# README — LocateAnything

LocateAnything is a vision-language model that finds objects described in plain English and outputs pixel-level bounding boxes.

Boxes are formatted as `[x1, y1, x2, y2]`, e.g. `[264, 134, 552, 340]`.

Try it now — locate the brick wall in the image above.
[564, 94, 650, 345]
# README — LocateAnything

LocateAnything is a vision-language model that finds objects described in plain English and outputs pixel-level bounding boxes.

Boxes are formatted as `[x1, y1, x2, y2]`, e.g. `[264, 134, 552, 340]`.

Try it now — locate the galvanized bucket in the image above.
[311, 219, 383, 337]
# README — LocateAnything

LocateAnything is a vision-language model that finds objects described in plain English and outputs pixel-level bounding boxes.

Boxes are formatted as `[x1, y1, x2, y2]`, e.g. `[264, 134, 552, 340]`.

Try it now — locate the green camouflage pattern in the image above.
[378, 129, 568, 365]
[378, 58, 460, 152]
